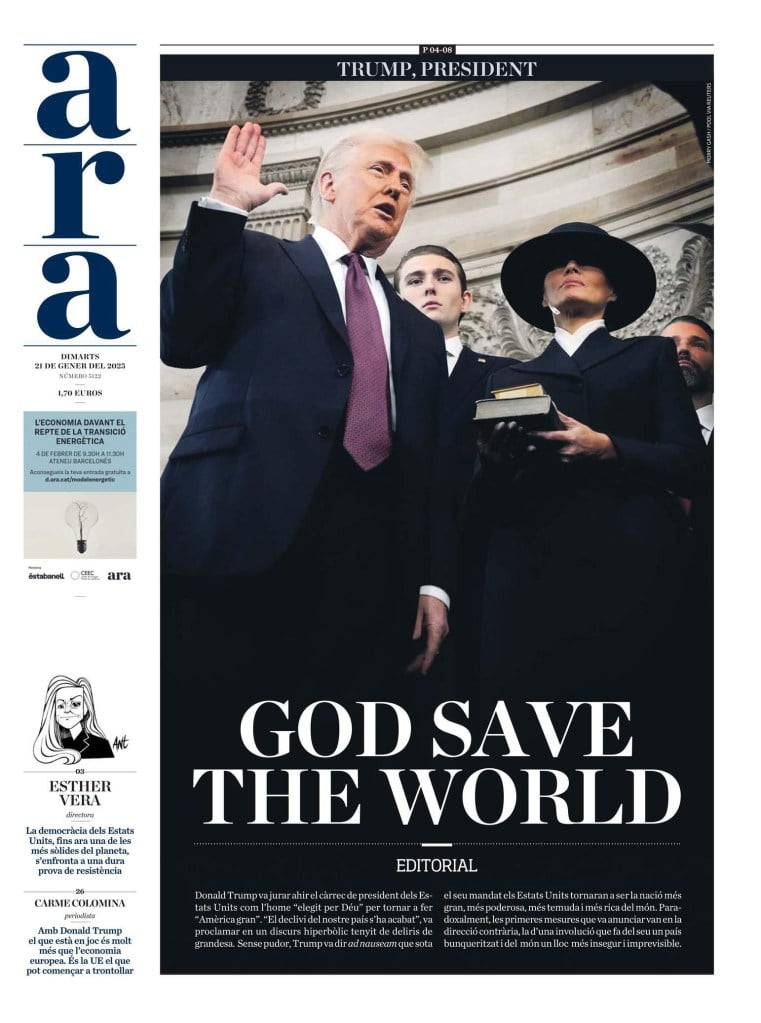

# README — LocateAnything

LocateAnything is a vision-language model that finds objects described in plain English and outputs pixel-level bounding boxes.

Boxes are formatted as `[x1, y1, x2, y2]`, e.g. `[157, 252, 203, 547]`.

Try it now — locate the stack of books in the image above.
[473, 382, 563, 431]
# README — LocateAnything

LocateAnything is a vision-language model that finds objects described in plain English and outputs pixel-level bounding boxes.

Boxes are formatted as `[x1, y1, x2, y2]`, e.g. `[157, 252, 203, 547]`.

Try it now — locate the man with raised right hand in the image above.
[161, 123, 454, 692]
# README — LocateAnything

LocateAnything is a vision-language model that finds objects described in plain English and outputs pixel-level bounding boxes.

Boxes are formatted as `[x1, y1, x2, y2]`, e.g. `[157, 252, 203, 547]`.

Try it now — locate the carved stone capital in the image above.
[245, 81, 327, 117]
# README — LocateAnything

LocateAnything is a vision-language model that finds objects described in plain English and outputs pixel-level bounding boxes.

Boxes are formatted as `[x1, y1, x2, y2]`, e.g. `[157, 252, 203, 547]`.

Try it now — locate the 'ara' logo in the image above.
[107, 571, 132, 580]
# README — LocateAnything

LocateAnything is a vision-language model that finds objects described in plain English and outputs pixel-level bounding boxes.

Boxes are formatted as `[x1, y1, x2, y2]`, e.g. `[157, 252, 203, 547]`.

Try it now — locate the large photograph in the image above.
[159, 54, 713, 974]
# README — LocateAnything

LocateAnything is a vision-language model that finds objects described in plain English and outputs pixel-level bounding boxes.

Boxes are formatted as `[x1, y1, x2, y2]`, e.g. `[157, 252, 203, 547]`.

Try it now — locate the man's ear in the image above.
[460, 290, 473, 315]
[319, 170, 336, 203]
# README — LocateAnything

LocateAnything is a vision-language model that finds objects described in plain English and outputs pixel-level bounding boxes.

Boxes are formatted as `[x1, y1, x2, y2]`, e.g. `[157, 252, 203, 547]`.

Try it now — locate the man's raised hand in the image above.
[210, 122, 288, 212]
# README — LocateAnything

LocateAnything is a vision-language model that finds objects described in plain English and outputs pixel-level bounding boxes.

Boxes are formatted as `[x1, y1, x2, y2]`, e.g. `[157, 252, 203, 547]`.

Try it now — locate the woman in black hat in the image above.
[471, 223, 706, 701]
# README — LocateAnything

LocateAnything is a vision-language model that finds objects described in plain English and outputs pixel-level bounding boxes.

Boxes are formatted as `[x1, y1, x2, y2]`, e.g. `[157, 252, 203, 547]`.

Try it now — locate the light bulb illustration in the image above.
[64, 500, 99, 553]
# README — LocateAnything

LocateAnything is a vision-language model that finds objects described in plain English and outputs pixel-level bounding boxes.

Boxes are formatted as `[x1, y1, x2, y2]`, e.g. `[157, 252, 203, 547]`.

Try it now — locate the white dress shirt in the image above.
[554, 318, 608, 356]
[696, 403, 714, 444]
[445, 335, 463, 375]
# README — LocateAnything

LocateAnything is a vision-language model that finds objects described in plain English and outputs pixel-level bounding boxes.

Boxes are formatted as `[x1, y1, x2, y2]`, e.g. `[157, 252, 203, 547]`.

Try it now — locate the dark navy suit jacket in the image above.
[447, 345, 510, 509]
[160, 204, 455, 620]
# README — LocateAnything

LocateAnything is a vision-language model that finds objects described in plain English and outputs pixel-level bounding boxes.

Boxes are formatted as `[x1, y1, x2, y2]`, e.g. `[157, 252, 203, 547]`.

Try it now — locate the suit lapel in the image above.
[284, 241, 416, 377]
[509, 331, 643, 381]
[379, 271, 411, 378]
[285, 235, 350, 346]
[509, 338, 583, 380]
[571, 327, 642, 372]
[449, 347, 490, 407]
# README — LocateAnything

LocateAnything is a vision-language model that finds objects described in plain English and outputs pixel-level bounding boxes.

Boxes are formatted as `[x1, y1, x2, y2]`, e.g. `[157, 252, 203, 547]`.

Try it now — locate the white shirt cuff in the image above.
[419, 585, 450, 610]
[199, 195, 249, 216]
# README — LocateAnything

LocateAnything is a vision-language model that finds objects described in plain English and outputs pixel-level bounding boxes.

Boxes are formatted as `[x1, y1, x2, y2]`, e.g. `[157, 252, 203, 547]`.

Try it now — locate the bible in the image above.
[473, 382, 564, 431]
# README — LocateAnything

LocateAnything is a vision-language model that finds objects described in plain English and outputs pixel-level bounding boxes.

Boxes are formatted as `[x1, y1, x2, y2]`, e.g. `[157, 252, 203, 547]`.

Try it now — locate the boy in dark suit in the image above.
[395, 245, 508, 694]
[394, 244, 508, 510]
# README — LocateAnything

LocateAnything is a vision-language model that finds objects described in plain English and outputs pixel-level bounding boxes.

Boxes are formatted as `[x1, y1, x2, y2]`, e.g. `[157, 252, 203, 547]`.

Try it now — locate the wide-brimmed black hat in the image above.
[500, 222, 656, 331]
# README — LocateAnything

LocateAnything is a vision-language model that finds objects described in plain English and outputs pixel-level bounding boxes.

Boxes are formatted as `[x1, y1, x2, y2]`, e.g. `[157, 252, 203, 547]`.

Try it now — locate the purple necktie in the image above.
[342, 252, 392, 470]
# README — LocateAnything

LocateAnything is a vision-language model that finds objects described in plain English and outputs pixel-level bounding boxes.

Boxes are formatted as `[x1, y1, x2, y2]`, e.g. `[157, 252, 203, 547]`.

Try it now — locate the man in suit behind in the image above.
[660, 315, 714, 443]
[161, 123, 453, 696]
[660, 314, 714, 591]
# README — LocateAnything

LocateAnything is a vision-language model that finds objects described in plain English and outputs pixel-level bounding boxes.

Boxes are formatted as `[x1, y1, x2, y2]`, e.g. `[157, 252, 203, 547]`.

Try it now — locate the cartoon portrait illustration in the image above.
[33, 675, 114, 765]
